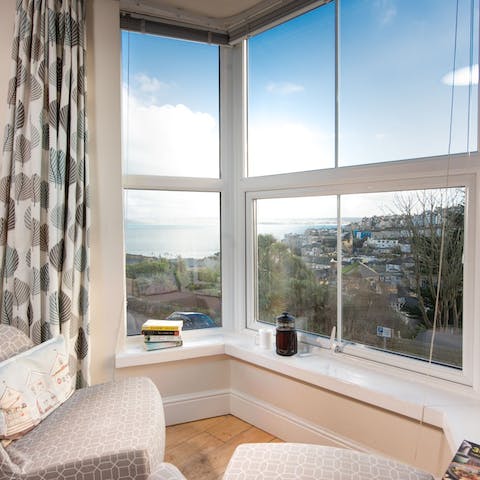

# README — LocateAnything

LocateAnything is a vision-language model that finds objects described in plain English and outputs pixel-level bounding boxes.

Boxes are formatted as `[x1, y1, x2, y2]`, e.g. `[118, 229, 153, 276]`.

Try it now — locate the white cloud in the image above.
[442, 64, 479, 86]
[125, 189, 219, 225]
[121, 80, 217, 226]
[266, 82, 305, 95]
[134, 73, 170, 95]
[122, 85, 219, 178]
[257, 196, 337, 222]
[248, 121, 333, 176]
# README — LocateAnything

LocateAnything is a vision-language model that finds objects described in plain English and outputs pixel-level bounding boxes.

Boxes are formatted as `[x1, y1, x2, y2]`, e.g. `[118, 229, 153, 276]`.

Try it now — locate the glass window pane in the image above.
[255, 196, 337, 336]
[341, 188, 464, 368]
[122, 32, 219, 177]
[339, 0, 478, 166]
[248, 4, 335, 176]
[124, 190, 221, 335]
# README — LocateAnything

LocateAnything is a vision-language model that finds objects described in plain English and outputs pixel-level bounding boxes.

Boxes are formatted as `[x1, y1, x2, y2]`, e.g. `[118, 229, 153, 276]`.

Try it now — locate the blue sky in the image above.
[338, 0, 478, 166]
[248, 3, 335, 175]
[122, 0, 478, 222]
[248, 0, 478, 174]
[122, 33, 219, 116]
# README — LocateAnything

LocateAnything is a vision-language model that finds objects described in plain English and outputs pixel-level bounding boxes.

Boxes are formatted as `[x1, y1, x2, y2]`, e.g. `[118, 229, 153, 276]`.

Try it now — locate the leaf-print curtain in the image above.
[0, 0, 90, 387]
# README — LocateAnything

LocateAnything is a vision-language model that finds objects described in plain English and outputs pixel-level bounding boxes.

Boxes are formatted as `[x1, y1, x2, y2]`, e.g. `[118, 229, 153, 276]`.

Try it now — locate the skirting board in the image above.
[230, 389, 370, 453]
[162, 389, 231, 426]
[162, 388, 369, 455]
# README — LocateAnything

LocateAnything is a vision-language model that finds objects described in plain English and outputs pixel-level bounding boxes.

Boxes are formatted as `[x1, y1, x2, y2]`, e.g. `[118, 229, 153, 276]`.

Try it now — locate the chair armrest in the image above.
[223, 443, 435, 480]
[148, 462, 187, 480]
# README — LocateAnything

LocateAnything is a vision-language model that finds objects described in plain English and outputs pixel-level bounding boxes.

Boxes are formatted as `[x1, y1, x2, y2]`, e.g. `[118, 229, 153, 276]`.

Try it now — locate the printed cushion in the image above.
[0, 325, 34, 362]
[0, 335, 73, 441]
[223, 443, 435, 480]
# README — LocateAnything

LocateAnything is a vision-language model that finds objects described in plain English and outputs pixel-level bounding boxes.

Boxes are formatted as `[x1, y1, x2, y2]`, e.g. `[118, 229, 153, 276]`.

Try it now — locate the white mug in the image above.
[255, 328, 273, 349]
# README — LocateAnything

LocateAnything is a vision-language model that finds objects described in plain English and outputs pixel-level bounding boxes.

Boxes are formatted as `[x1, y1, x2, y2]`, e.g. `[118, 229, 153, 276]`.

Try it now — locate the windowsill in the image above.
[115, 332, 480, 452]
[115, 332, 226, 367]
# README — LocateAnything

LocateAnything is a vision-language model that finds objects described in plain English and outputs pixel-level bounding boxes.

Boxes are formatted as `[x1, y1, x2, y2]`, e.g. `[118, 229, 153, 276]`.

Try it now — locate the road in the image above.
[415, 329, 462, 351]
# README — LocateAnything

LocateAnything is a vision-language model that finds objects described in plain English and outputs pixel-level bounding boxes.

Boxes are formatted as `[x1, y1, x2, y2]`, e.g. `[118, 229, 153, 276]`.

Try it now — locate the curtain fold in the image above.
[0, 0, 90, 387]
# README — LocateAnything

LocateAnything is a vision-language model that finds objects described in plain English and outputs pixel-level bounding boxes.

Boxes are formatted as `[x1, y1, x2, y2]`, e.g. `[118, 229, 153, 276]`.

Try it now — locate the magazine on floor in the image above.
[442, 440, 480, 479]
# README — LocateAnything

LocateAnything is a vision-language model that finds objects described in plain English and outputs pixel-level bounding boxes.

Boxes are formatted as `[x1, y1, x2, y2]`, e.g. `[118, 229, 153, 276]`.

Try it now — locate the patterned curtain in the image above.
[0, 0, 90, 387]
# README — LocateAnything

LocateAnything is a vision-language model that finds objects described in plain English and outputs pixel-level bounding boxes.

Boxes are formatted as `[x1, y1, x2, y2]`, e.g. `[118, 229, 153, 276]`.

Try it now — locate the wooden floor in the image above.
[165, 415, 283, 480]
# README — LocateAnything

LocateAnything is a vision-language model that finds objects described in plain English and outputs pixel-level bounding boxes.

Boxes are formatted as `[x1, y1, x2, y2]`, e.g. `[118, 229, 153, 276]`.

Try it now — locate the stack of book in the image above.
[141, 319, 183, 351]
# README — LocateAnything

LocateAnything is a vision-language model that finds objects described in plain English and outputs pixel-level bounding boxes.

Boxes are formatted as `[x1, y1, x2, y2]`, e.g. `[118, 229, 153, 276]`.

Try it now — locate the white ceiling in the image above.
[119, 0, 312, 34]
[123, 0, 271, 20]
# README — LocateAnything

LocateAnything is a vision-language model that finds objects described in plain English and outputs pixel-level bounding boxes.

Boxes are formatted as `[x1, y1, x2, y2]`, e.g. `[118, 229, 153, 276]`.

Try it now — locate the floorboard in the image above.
[165, 415, 283, 480]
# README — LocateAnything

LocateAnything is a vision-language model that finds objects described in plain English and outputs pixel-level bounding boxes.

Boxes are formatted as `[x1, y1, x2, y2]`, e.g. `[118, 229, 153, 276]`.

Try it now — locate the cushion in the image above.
[0, 325, 34, 362]
[148, 463, 187, 480]
[223, 443, 435, 480]
[0, 336, 73, 441]
[1, 377, 165, 480]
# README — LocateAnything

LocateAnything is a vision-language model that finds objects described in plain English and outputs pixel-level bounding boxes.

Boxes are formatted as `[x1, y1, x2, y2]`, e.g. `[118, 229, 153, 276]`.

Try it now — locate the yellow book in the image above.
[141, 319, 183, 332]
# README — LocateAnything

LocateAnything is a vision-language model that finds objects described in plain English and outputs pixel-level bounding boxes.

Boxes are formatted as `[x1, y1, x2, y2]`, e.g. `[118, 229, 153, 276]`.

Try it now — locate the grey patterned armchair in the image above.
[0, 325, 186, 480]
[223, 443, 435, 480]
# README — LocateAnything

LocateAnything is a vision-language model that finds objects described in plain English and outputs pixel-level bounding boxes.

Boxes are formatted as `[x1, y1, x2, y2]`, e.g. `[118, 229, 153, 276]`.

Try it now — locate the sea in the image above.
[125, 221, 341, 259]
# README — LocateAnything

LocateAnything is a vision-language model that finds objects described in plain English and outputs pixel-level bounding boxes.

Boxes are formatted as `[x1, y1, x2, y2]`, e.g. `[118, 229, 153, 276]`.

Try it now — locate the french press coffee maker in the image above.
[276, 312, 297, 356]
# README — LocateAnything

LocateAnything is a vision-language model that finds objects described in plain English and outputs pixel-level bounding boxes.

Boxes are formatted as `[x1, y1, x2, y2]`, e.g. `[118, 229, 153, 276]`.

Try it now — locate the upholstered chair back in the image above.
[0, 325, 34, 362]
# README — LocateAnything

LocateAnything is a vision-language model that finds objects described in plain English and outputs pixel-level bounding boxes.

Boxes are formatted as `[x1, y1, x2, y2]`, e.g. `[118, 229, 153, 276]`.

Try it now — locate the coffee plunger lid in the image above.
[276, 311, 295, 322]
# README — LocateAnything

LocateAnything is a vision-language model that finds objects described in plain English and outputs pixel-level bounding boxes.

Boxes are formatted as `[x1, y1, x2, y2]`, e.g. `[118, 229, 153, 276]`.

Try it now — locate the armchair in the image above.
[0, 325, 186, 480]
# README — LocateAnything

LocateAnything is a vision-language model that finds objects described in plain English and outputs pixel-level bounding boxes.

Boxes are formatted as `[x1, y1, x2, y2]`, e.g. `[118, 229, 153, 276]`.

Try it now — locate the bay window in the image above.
[120, 0, 479, 384]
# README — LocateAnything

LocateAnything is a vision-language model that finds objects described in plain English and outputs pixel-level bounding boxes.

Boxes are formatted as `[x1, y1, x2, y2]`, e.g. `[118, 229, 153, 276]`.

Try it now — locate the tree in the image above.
[257, 235, 289, 318]
[125, 257, 170, 279]
[394, 190, 464, 331]
[174, 257, 190, 291]
[257, 234, 336, 334]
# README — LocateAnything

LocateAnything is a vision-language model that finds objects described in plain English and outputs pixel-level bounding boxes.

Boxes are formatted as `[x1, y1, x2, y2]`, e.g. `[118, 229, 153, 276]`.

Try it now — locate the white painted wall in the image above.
[85, 0, 125, 384]
[229, 359, 452, 476]
[115, 355, 231, 397]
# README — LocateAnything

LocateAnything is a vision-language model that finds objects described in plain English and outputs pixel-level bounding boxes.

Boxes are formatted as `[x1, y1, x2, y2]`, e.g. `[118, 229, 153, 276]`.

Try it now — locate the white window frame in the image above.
[121, 36, 235, 337]
[245, 171, 476, 385]
[237, 0, 480, 386]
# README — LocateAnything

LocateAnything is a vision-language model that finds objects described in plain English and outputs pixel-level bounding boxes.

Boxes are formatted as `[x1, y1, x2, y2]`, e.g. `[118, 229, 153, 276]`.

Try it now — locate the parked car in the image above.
[167, 311, 217, 330]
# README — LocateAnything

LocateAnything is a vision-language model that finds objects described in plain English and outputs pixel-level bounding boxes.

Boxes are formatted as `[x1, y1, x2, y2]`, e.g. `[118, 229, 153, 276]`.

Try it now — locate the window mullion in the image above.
[334, 0, 339, 170]
[335, 0, 341, 344]
[336, 194, 342, 344]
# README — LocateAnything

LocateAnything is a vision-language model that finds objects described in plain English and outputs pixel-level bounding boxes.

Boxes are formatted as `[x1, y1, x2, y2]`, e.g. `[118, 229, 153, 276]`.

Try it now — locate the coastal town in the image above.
[286, 215, 417, 314]
[286, 210, 456, 313]
[269, 204, 463, 367]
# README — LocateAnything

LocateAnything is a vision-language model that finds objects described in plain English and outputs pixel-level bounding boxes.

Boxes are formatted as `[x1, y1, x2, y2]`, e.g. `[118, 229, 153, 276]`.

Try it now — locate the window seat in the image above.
[115, 332, 480, 454]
